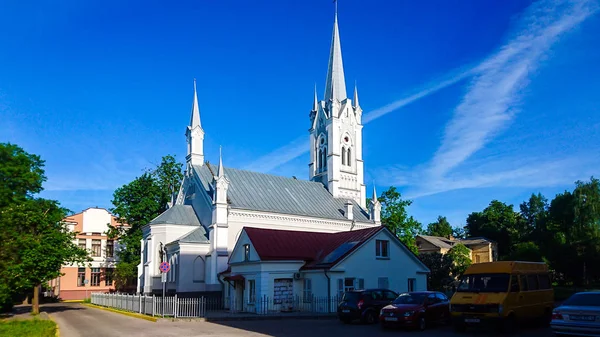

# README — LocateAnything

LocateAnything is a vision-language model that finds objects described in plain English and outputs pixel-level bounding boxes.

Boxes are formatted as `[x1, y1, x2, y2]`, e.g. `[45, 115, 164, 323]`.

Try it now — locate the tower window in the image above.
[341, 147, 346, 165]
[322, 148, 327, 168]
[347, 148, 351, 166]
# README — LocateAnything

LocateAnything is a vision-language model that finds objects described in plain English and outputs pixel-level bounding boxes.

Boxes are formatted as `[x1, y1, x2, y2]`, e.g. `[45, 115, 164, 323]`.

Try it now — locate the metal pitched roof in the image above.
[149, 205, 201, 226]
[193, 164, 372, 222]
[243, 226, 383, 268]
[418, 235, 455, 249]
[178, 227, 209, 243]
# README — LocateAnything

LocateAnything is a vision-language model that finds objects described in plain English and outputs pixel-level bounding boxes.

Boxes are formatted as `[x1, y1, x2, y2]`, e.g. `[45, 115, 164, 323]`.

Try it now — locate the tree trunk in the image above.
[32, 284, 39, 315]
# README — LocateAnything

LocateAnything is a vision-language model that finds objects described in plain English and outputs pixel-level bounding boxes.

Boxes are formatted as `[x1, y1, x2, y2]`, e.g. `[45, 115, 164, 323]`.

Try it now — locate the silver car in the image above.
[551, 291, 600, 336]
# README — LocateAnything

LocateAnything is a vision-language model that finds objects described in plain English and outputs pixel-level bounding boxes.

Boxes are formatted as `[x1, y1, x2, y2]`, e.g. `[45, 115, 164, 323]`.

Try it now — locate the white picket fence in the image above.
[90, 292, 208, 318]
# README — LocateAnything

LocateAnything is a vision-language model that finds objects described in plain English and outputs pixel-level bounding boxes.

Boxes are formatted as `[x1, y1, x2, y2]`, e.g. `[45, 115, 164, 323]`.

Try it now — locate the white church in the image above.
[137, 9, 429, 311]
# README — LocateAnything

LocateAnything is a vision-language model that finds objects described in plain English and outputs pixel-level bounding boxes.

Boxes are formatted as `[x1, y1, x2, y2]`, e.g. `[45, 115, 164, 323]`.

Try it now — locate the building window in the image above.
[91, 268, 101, 286]
[92, 239, 101, 257]
[244, 244, 250, 261]
[341, 147, 346, 165]
[106, 240, 114, 258]
[339, 278, 364, 296]
[408, 278, 416, 292]
[303, 278, 312, 302]
[104, 268, 114, 286]
[77, 267, 86, 287]
[248, 280, 256, 304]
[347, 147, 351, 166]
[376, 240, 389, 258]
[78, 239, 86, 250]
[378, 277, 389, 290]
[475, 255, 481, 263]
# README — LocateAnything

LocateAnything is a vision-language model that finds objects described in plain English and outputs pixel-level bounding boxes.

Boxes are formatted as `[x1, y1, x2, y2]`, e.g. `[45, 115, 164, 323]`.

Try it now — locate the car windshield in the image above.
[562, 293, 600, 307]
[457, 273, 510, 293]
[393, 293, 426, 304]
[342, 292, 360, 303]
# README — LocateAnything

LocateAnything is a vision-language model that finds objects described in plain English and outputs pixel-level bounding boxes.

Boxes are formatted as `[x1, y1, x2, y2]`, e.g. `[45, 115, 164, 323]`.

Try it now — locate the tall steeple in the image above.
[309, 3, 366, 209]
[312, 84, 319, 112]
[186, 79, 205, 166]
[323, 11, 347, 102]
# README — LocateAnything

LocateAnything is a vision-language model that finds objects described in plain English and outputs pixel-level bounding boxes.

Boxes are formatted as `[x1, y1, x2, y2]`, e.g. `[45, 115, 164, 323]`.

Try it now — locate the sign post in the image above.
[159, 262, 170, 318]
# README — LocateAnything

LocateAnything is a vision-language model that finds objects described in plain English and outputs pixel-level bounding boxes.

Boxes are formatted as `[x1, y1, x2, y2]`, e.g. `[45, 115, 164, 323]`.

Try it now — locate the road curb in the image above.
[47, 313, 60, 337]
[82, 303, 157, 322]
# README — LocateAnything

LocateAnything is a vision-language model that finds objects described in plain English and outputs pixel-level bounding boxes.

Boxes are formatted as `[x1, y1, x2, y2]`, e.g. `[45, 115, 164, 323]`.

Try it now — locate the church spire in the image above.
[323, 10, 347, 102]
[190, 78, 201, 129]
[186, 78, 205, 166]
[312, 84, 319, 111]
[217, 146, 224, 178]
[353, 82, 360, 108]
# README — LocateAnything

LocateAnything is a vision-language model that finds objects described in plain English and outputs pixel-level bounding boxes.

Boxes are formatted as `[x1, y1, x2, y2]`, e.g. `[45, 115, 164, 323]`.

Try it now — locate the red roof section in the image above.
[244, 226, 384, 269]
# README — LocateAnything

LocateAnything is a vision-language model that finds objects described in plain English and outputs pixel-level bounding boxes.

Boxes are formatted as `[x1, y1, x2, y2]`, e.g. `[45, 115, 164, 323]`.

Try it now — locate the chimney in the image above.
[345, 200, 354, 220]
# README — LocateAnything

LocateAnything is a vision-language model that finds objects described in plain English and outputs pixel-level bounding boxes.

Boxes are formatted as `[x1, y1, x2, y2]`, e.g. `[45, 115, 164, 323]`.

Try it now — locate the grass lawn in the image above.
[0, 319, 57, 337]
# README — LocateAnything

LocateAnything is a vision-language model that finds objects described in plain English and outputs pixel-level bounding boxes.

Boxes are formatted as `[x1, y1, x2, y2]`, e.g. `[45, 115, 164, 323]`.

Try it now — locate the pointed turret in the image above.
[370, 184, 381, 224]
[353, 82, 360, 108]
[312, 84, 319, 112]
[217, 146, 224, 178]
[186, 79, 205, 166]
[190, 79, 201, 129]
[323, 12, 347, 102]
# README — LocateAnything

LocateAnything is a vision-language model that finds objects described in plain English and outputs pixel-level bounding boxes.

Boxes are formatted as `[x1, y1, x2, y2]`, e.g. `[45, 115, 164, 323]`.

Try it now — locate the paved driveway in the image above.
[45, 303, 552, 337]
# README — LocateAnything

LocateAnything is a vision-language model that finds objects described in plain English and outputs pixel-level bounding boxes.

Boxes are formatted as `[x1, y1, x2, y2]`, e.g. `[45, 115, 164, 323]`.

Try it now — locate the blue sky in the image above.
[1, 0, 599, 228]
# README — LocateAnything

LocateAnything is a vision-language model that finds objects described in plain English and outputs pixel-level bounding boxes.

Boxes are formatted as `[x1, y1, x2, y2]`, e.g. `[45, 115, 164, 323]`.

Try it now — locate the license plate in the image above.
[342, 309, 350, 313]
[570, 315, 595, 321]
[385, 317, 398, 321]
[465, 318, 480, 323]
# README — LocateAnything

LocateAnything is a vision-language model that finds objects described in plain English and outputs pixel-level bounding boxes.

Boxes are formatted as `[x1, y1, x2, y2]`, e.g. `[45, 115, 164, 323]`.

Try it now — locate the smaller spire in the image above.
[217, 146, 224, 178]
[353, 81, 360, 108]
[190, 78, 202, 128]
[371, 184, 378, 203]
[312, 83, 319, 111]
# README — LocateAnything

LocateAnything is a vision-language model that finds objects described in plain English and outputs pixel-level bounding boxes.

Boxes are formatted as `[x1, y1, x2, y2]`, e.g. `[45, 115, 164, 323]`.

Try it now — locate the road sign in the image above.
[159, 261, 170, 273]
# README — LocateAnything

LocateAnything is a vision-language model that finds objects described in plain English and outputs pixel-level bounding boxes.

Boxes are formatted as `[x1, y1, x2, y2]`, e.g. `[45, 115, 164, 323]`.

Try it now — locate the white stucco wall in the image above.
[81, 208, 112, 234]
[328, 230, 429, 294]
[176, 242, 211, 293]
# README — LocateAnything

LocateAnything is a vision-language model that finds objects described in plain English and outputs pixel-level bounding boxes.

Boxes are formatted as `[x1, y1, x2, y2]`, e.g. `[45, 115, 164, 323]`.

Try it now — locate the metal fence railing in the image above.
[90, 293, 207, 318]
[90, 292, 340, 318]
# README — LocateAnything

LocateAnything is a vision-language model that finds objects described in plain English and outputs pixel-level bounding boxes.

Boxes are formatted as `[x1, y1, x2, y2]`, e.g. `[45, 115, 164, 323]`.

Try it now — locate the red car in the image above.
[379, 291, 451, 331]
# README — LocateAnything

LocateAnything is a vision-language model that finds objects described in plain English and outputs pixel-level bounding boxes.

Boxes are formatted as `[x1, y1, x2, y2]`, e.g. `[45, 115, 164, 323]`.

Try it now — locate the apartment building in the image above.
[47, 207, 127, 300]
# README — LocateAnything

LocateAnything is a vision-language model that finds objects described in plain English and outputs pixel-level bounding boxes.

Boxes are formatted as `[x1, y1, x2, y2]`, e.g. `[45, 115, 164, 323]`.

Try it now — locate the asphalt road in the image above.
[44, 303, 553, 337]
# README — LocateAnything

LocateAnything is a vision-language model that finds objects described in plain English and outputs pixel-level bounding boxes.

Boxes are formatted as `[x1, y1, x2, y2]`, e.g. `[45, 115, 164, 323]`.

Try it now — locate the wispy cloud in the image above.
[427, 0, 598, 179]
[393, 0, 599, 197]
[243, 64, 479, 173]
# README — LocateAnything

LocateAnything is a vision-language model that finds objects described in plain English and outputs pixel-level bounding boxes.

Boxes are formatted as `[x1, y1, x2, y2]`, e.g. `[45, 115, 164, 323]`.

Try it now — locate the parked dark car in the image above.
[379, 291, 451, 331]
[337, 289, 399, 324]
[551, 291, 600, 336]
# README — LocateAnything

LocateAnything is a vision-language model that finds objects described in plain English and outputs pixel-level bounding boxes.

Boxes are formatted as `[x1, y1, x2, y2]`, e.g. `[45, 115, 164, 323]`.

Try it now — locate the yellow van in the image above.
[450, 261, 554, 332]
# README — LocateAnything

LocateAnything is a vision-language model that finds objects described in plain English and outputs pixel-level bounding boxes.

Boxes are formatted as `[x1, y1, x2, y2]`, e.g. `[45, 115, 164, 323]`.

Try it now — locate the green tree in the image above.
[519, 193, 549, 242]
[452, 226, 466, 239]
[447, 243, 472, 277]
[465, 200, 522, 259]
[378, 186, 422, 253]
[419, 252, 454, 290]
[507, 242, 544, 262]
[0, 143, 89, 313]
[107, 155, 183, 290]
[425, 216, 453, 238]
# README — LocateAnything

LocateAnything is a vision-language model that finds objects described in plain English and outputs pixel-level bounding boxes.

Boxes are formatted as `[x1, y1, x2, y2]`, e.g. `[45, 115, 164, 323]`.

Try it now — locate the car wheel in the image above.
[418, 316, 426, 331]
[542, 308, 552, 327]
[364, 311, 377, 324]
[501, 314, 517, 334]
[453, 323, 466, 333]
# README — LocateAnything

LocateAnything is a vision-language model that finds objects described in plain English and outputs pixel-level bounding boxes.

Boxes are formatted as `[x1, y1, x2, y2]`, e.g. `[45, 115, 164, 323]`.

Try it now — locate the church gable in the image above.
[192, 164, 371, 222]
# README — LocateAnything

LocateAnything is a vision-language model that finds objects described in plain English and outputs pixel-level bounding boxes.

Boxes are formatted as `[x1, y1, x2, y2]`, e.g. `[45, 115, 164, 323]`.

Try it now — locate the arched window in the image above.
[322, 147, 327, 168]
[318, 149, 322, 170]
[347, 148, 352, 166]
[341, 147, 346, 165]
